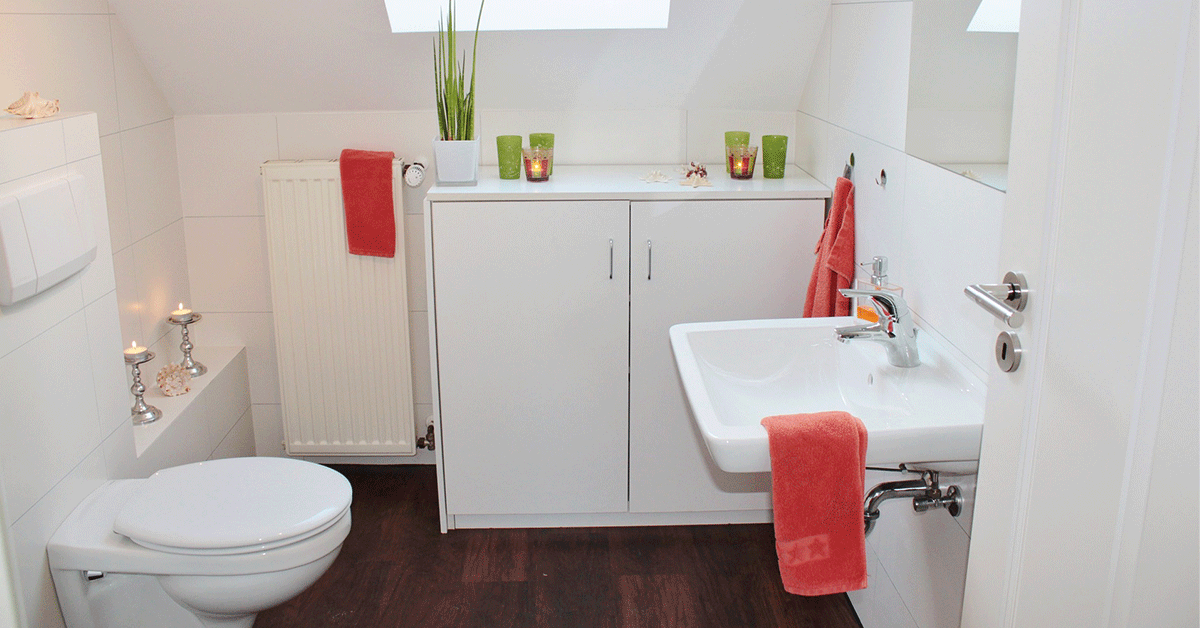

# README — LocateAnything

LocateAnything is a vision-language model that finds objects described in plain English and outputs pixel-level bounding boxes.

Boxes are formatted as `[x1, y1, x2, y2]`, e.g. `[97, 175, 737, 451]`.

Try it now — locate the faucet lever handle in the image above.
[839, 288, 901, 320]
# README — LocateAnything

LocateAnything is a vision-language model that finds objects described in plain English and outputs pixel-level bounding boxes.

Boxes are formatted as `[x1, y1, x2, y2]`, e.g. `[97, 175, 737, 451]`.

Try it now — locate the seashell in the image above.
[639, 170, 670, 183]
[5, 91, 60, 119]
[156, 362, 192, 397]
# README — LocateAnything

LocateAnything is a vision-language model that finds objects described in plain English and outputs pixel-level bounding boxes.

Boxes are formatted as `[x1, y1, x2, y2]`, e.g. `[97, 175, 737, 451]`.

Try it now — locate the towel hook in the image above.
[842, 153, 855, 180]
[876, 169, 887, 187]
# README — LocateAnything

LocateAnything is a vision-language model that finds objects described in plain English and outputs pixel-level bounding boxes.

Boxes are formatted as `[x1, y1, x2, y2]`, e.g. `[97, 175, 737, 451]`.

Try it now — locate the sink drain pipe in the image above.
[863, 466, 963, 536]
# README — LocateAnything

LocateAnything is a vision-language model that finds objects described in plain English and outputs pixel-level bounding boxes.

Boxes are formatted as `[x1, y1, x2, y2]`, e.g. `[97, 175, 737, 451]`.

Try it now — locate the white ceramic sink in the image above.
[669, 317, 986, 473]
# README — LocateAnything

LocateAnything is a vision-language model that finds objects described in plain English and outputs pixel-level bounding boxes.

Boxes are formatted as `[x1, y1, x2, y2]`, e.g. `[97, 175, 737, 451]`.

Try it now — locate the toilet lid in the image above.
[113, 458, 352, 554]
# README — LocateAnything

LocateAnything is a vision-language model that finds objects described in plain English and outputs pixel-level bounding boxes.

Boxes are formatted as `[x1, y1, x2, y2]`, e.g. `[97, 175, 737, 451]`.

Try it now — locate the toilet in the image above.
[47, 457, 352, 628]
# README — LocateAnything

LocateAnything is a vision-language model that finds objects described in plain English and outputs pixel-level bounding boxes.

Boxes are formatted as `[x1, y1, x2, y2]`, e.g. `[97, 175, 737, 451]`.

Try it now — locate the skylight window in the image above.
[967, 0, 1020, 33]
[385, 0, 671, 33]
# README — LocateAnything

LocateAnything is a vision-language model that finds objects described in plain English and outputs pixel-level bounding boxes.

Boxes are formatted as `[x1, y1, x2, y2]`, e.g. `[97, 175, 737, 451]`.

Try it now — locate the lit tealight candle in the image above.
[171, 303, 192, 318]
[124, 341, 148, 362]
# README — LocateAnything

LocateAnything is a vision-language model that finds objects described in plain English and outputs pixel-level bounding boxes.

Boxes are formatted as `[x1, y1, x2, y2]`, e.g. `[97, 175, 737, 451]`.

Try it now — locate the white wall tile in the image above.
[0, 312, 103, 521]
[0, 15, 119, 135]
[130, 218, 190, 345]
[250, 403, 285, 457]
[846, 134, 909, 280]
[795, 113, 834, 188]
[477, 110, 686, 166]
[102, 406, 205, 479]
[798, 12, 832, 120]
[6, 447, 106, 628]
[196, 348, 250, 452]
[84, 292, 128, 436]
[276, 111, 437, 161]
[404, 213, 426, 312]
[848, 540, 919, 628]
[110, 245, 139, 344]
[0, 1, 110, 14]
[409, 310, 431, 406]
[61, 113, 100, 162]
[829, 2, 912, 151]
[109, 15, 172, 131]
[210, 406, 255, 460]
[900, 156, 1003, 372]
[183, 216, 271, 313]
[193, 312, 279, 405]
[684, 110, 797, 167]
[99, 133, 130, 252]
[175, 114, 278, 218]
[75, 154, 116, 304]
[120, 119, 183, 241]
[0, 274, 82, 359]
[0, 120, 66, 184]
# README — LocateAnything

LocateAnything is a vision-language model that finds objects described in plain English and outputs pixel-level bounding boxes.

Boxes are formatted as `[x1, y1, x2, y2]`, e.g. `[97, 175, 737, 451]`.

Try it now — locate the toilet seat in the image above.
[113, 457, 352, 555]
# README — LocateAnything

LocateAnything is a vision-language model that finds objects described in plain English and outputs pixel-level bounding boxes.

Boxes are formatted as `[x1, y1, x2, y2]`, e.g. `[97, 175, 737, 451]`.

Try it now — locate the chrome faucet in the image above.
[835, 289, 920, 367]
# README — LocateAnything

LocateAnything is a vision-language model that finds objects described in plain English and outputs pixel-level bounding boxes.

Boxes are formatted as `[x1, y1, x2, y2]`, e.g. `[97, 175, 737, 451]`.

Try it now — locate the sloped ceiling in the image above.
[107, 0, 830, 114]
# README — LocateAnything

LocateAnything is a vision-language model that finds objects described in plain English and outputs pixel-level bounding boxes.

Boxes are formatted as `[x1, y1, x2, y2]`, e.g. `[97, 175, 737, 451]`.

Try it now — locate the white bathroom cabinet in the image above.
[425, 166, 829, 529]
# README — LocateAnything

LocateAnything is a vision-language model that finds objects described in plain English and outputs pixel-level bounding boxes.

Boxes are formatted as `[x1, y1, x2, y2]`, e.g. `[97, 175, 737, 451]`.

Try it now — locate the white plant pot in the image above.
[433, 138, 480, 186]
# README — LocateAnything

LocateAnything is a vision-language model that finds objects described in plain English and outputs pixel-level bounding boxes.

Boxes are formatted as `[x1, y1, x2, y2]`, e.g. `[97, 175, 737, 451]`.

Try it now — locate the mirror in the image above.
[906, 0, 1018, 191]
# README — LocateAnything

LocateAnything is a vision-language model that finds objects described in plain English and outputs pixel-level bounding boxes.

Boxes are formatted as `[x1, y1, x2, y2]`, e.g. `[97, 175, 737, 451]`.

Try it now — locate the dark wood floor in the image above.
[256, 465, 862, 628]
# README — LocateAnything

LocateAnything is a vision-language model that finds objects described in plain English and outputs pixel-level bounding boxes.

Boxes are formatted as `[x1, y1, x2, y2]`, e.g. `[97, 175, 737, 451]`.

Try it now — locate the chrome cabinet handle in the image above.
[647, 239, 652, 280]
[964, 271, 1028, 328]
[608, 239, 614, 280]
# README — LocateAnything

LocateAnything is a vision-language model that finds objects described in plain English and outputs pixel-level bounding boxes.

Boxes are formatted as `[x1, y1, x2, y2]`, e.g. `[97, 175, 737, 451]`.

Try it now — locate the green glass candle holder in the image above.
[724, 131, 750, 172]
[528, 133, 555, 175]
[496, 135, 523, 180]
[762, 135, 788, 179]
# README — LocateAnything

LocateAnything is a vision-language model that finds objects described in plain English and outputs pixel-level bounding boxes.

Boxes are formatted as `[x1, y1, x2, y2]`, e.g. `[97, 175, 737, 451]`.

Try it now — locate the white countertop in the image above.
[426, 164, 831, 202]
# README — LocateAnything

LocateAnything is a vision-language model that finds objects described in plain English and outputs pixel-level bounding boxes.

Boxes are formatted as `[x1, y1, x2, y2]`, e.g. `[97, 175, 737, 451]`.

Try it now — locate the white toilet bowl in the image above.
[47, 457, 353, 628]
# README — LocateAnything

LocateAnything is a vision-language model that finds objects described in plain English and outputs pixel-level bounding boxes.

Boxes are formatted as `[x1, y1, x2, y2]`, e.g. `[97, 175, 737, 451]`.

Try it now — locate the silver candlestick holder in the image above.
[167, 311, 206, 377]
[124, 349, 161, 425]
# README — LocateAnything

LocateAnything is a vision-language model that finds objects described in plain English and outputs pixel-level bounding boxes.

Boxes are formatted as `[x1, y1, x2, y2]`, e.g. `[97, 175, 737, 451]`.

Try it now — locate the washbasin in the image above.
[668, 317, 986, 473]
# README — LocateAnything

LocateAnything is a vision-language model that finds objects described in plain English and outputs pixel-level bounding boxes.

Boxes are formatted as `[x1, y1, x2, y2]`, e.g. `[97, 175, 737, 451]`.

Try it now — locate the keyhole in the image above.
[1000, 343, 1008, 360]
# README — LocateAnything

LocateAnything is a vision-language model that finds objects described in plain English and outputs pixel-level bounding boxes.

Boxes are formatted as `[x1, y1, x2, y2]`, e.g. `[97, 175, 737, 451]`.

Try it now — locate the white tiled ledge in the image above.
[424, 164, 831, 202]
[133, 345, 250, 456]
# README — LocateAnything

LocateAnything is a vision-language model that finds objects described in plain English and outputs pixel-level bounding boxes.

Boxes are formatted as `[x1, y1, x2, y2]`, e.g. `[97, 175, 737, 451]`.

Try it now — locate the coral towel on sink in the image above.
[339, 148, 396, 258]
[761, 410, 868, 595]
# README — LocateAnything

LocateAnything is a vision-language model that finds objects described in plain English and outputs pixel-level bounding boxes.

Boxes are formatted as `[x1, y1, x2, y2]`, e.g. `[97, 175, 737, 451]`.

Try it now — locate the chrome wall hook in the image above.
[876, 169, 887, 187]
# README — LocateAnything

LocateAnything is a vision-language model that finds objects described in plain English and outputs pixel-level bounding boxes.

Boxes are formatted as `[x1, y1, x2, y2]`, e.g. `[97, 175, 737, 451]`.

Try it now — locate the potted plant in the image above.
[432, 0, 485, 186]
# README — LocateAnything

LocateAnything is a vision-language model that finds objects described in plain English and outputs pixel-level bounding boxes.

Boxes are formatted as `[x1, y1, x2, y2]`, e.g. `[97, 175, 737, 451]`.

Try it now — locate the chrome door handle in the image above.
[964, 271, 1028, 328]
[647, 239, 652, 280]
[609, 239, 614, 280]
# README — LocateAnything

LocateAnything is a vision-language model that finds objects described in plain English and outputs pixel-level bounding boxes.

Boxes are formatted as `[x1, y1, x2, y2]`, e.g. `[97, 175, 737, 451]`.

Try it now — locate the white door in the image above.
[432, 200, 631, 515]
[628, 199, 825, 513]
[962, 0, 1197, 626]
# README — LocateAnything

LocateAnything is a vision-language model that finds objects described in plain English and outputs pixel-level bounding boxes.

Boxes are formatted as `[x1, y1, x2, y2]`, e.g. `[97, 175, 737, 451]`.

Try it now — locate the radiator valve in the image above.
[417, 423, 435, 450]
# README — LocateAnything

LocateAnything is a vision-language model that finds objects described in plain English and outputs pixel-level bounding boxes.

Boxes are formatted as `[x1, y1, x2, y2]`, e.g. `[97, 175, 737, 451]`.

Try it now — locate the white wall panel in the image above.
[110, 15, 171, 131]
[0, 312, 103, 521]
[176, 114, 279, 217]
[130, 219, 190, 345]
[0, 15, 119, 135]
[829, 2, 912, 151]
[478, 109, 685, 166]
[120, 120, 183, 241]
[276, 111, 437, 161]
[900, 156, 1003, 373]
[183, 216, 272, 312]
[195, 312, 280, 405]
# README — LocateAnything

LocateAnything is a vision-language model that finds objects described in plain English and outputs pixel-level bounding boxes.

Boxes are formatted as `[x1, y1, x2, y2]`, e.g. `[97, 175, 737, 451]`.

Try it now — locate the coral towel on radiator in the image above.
[339, 148, 396, 258]
[761, 411, 868, 595]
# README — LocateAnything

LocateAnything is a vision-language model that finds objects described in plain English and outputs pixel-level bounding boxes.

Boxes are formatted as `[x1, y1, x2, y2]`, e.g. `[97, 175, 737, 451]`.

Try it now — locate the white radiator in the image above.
[261, 160, 415, 455]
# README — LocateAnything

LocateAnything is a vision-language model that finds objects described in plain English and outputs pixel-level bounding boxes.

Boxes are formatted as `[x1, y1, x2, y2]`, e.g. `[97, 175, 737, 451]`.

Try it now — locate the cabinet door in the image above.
[432, 200, 630, 515]
[629, 199, 825, 513]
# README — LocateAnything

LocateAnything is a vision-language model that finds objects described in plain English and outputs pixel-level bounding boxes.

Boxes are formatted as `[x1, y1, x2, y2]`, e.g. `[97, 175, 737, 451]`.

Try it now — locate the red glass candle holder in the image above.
[726, 145, 758, 179]
[523, 147, 553, 182]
